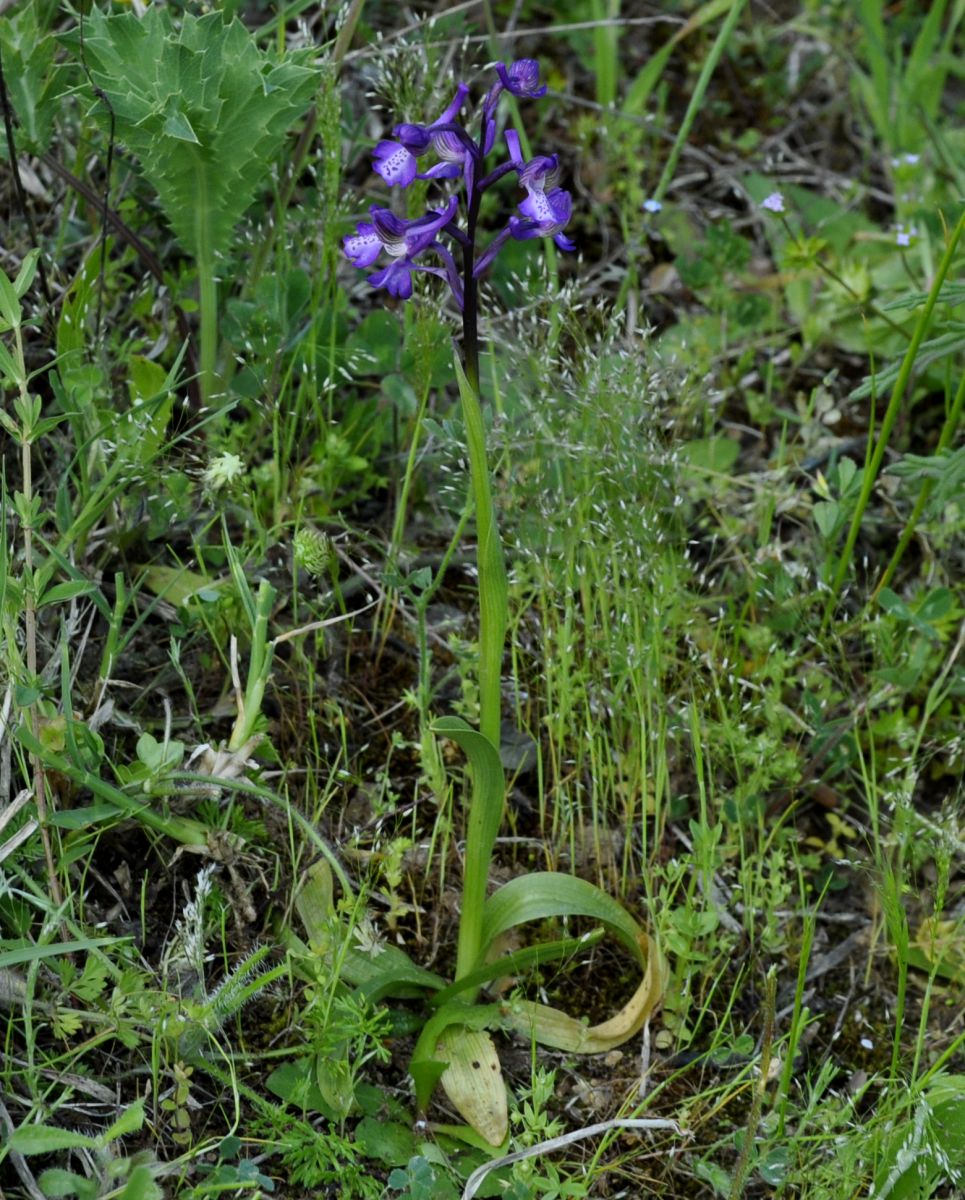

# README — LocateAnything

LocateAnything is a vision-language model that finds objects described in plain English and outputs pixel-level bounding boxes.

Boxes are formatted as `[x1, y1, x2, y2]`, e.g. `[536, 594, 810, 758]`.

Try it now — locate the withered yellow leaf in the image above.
[500, 932, 667, 1054]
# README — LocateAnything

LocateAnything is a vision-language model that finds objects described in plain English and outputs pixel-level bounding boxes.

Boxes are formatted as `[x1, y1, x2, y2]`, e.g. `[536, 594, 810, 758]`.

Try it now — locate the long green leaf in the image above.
[8, 1125, 95, 1155]
[434, 716, 505, 984]
[452, 354, 507, 750]
[428, 929, 605, 1009]
[0, 937, 129, 971]
[480, 872, 646, 967]
[623, 0, 732, 117]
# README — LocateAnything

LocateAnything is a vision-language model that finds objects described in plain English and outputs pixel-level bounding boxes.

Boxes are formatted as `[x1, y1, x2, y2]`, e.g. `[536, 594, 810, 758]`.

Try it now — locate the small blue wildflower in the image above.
[643, 198, 662, 214]
[760, 192, 786, 214]
[895, 224, 917, 248]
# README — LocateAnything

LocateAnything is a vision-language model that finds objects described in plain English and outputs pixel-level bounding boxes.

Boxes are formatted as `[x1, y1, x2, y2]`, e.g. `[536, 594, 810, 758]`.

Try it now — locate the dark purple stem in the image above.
[478, 161, 517, 191]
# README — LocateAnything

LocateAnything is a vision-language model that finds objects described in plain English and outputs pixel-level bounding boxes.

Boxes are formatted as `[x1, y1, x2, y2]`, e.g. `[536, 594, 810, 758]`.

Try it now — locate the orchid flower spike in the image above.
[346, 59, 572, 307]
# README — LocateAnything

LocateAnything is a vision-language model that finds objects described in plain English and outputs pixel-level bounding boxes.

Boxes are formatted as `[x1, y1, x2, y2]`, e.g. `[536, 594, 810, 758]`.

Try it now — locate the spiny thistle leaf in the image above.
[0, 6, 62, 157]
[80, 8, 317, 261]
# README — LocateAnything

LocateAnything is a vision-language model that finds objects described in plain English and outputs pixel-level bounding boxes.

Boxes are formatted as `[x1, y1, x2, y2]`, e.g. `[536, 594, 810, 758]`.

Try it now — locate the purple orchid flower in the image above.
[510, 188, 575, 250]
[343, 197, 463, 302]
[373, 84, 471, 188]
[503, 129, 575, 251]
[495, 59, 547, 99]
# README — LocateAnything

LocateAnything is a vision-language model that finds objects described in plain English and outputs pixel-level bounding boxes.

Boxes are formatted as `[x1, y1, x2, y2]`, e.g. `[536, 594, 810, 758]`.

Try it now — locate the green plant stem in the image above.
[230, 579, 276, 751]
[872, 362, 965, 599]
[197, 247, 218, 405]
[444, 719, 505, 983]
[822, 207, 964, 626]
[11, 323, 61, 909]
[728, 966, 776, 1200]
[15, 727, 211, 848]
[455, 357, 508, 749]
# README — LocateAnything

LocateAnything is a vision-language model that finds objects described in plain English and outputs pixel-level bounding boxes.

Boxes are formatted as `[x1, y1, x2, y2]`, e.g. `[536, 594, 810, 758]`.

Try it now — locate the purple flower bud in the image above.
[495, 59, 547, 99]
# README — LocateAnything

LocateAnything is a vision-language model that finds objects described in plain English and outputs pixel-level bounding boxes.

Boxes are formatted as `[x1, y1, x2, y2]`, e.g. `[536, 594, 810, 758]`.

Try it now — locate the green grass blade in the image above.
[824, 205, 965, 623]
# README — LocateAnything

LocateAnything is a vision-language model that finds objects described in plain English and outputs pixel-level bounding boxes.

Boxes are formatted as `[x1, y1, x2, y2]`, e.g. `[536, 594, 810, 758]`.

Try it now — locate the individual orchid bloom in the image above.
[502, 129, 574, 251]
[345, 198, 462, 302]
[510, 187, 575, 251]
[369, 242, 464, 305]
[343, 196, 458, 268]
[495, 58, 547, 99]
[372, 84, 470, 187]
[367, 258, 421, 300]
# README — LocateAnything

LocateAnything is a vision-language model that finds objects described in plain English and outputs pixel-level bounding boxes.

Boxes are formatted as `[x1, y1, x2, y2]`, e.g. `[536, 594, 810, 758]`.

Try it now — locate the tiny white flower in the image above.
[643, 198, 662, 213]
[204, 451, 246, 491]
[353, 917, 386, 958]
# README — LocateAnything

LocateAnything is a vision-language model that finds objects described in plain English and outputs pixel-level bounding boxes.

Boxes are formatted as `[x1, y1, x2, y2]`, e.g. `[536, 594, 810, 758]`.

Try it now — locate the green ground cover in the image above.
[1, 1, 963, 1196]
